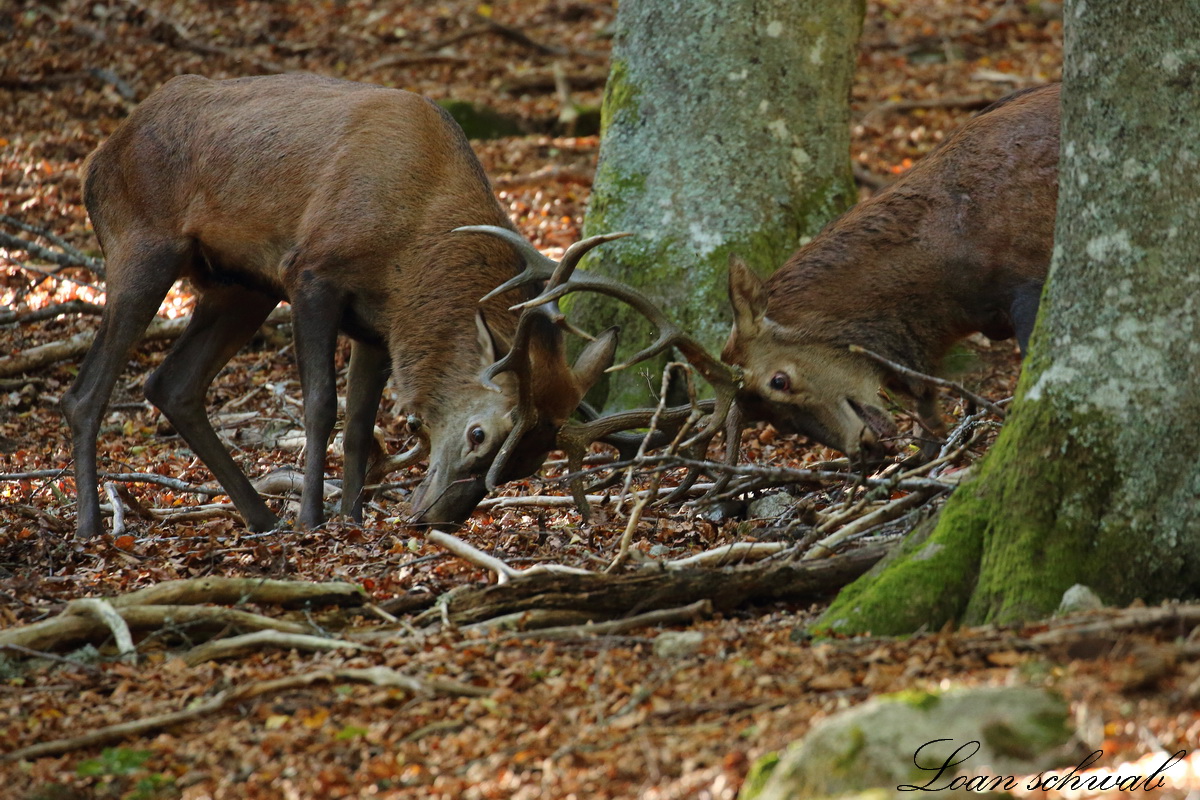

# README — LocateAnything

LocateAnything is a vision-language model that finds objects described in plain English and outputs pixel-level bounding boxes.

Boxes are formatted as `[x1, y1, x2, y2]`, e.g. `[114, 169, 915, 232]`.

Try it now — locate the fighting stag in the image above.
[65, 73, 621, 537]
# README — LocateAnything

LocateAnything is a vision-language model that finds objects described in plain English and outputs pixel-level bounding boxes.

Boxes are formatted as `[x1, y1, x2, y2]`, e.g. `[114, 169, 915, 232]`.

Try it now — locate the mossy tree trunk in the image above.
[577, 0, 864, 408]
[819, 0, 1200, 636]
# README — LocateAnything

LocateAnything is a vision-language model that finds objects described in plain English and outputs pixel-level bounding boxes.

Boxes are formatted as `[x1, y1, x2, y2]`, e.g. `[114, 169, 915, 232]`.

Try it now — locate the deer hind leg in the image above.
[143, 284, 280, 532]
[340, 340, 389, 523]
[63, 237, 188, 539]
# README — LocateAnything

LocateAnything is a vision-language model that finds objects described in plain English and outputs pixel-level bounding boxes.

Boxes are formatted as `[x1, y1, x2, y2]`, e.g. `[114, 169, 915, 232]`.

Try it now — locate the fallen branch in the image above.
[0, 214, 106, 276]
[417, 544, 888, 628]
[0, 299, 105, 325]
[860, 94, 1003, 124]
[665, 542, 791, 569]
[0, 578, 364, 653]
[184, 629, 372, 666]
[427, 529, 594, 585]
[483, 599, 713, 641]
[65, 599, 135, 662]
[1, 666, 486, 763]
[0, 305, 292, 377]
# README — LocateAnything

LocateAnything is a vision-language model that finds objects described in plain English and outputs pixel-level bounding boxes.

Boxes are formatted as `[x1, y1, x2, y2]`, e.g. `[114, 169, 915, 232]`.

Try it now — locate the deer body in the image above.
[66, 73, 614, 537]
[723, 84, 1060, 458]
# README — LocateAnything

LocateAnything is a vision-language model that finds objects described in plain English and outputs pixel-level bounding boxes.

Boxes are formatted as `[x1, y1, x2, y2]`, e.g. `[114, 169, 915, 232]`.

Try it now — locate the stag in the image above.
[64, 73, 622, 537]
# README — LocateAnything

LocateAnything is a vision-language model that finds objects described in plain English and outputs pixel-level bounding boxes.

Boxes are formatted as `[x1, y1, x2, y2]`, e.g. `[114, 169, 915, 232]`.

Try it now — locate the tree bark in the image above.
[576, 0, 864, 408]
[820, 0, 1200, 635]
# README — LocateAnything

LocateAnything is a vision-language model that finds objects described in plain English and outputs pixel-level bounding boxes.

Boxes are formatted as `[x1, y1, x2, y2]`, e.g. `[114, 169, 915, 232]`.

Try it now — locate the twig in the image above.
[103, 483, 126, 537]
[184, 629, 371, 666]
[427, 529, 594, 585]
[848, 344, 1007, 419]
[805, 488, 942, 558]
[852, 162, 893, 191]
[664, 542, 791, 569]
[478, 483, 716, 511]
[860, 94, 1003, 124]
[0, 299, 105, 325]
[497, 599, 713, 641]
[0, 214, 106, 276]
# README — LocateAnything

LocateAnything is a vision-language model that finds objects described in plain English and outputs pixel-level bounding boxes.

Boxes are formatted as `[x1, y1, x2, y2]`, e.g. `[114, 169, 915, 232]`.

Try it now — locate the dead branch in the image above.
[0, 305, 292, 377]
[0, 604, 312, 653]
[0, 317, 186, 377]
[477, 483, 716, 512]
[806, 488, 940, 558]
[0, 214, 106, 276]
[108, 577, 365, 609]
[0, 579, 364, 653]
[860, 94, 1003, 125]
[0, 666, 486, 764]
[102, 483, 126, 537]
[852, 162, 893, 191]
[416, 544, 887, 628]
[364, 53, 471, 71]
[485, 599, 713, 641]
[184, 629, 372, 666]
[0, 68, 137, 101]
[0, 299, 105, 325]
[66, 599, 135, 662]
[849, 344, 1007, 419]
[1032, 605, 1200, 646]
[427, 530, 594, 585]
[665, 542, 791, 569]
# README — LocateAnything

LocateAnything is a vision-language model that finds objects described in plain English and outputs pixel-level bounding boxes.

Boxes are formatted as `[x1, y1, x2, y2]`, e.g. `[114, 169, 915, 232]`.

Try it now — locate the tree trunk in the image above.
[577, 0, 864, 408]
[820, 0, 1200, 635]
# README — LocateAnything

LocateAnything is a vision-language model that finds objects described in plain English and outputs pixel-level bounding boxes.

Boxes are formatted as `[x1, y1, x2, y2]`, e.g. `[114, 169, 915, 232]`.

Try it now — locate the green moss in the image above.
[885, 689, 942, 712]
[599, 59, 641, 140]
[738, 751, 780, 800]
[834, 726, 868, 772]
[814, 511, 982, 636]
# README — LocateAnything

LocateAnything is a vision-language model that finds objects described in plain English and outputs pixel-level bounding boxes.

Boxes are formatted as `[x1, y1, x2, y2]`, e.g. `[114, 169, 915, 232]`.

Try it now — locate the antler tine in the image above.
[455, 225, 558, 302]
[547, 231, 635, 290]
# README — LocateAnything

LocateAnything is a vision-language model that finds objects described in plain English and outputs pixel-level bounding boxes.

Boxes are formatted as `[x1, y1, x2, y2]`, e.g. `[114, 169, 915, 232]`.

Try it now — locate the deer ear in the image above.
[728, 255, 768, 341]
[572, 326, 618, 393]
[475, 310, 508, 369]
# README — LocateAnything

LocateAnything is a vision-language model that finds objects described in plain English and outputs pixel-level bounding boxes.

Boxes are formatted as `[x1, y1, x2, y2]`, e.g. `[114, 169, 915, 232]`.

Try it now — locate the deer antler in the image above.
[457, 226, 628, 490]
[459, 225, 745, 507]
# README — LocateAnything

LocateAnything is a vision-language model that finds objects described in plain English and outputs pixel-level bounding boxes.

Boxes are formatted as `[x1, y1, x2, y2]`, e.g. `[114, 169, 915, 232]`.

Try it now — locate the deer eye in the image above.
[468, 425, 486, 448]
[769, 372, 791, 392]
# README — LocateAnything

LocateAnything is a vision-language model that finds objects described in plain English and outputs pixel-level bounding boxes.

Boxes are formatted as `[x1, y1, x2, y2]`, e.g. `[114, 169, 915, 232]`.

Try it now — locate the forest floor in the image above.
[3, 1, 1200, 798]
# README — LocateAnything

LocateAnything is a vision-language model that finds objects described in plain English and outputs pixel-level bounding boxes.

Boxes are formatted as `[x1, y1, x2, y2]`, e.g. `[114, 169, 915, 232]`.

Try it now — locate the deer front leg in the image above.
[287, 266, 346, 530]
[143, 285, 280, 532]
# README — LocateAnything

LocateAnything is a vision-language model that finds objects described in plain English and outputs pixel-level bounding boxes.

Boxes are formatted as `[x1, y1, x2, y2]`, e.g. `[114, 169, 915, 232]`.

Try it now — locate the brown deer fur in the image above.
[65, 73, 615, 537]
[723, 84, 1060, 459]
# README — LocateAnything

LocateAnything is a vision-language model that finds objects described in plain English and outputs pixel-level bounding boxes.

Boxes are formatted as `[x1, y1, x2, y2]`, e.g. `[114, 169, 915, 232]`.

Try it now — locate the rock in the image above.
[747, 492, 795, 522]
[653, 631, 705, 659]
[1057, 584, 1105, 615]
[740, 686, 1074, 800]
